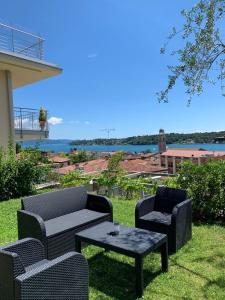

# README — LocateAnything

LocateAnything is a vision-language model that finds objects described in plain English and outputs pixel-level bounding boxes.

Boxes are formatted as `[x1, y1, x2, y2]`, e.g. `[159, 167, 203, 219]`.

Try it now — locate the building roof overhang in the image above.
[0, 50, 62, 88]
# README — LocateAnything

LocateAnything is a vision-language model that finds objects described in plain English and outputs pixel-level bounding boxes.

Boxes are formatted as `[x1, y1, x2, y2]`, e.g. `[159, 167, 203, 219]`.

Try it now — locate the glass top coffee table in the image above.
[75, 221, 168, 297]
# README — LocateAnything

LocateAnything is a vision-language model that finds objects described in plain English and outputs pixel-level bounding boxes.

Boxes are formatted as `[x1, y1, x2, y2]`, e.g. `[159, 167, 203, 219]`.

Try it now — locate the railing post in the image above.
[32, 112, 34, 130]
[20, 107, 23, 139]
[45, 110, 48, 131]
[11, 28, 14, 52]
[39, 38, 42, 59]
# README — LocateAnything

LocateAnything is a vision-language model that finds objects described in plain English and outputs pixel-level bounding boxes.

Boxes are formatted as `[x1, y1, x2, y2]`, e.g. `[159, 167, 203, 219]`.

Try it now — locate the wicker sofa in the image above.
[0, 238, 88, 300]
[18, 186, 113, 259]
[135, 186, 192, 253]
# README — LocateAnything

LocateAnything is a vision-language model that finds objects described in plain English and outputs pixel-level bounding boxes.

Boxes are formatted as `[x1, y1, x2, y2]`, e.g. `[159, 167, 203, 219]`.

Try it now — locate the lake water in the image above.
[19, 140, 225, 153]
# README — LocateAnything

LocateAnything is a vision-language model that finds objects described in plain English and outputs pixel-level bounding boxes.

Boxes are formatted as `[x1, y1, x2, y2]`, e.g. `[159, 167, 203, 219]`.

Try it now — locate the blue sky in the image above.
[1, 0, 225, 139]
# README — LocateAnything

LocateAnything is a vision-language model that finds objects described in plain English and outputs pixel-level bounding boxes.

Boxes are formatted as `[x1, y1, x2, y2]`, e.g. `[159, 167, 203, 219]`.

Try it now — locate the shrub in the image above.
[60, 170, 92, 188]
[0, 147, 51, 201]
[116, 175, 157, 199]
[163, 161, 225, 221]
[162, 176, 179, 188]
[95, 171, 158, 200]
[177, 161, 225, 221]
[95, 171, 116, 191]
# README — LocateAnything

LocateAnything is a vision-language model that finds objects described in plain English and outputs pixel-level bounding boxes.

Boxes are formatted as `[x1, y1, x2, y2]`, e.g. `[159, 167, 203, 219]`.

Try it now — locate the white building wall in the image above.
[0, 70, 14, 149]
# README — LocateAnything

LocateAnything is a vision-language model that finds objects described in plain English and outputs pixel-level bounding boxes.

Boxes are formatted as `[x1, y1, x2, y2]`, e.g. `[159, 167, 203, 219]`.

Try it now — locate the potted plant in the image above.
[39, 107, 47, 130]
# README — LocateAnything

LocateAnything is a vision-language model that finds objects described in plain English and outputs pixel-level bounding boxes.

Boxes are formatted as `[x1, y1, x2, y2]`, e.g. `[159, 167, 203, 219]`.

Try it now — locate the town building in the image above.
[214, 136, 225, 143]
[50, 156, 71, 168]
[55, 154, 168, 176]
[160, 148, 225, 174]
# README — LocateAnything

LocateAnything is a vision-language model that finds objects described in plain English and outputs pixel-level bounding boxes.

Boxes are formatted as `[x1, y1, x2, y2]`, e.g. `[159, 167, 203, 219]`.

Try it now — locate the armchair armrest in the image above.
[135, 195, 156, 223]
[172, 199, 192, 222]
[1, 238, 45, 268]
[15, 252, 89, 300]
[17, 210, 46, 245]
[87, 193, 113, 220]
[0, 250, 25, 299]
[172, 199, 192, 248]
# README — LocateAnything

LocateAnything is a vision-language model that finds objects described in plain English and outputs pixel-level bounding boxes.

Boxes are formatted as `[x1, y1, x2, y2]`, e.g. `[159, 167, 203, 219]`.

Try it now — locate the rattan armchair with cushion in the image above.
[0, 238, 88, 300]
[135, 186, 192, 253]
[18, 186, 113, 259]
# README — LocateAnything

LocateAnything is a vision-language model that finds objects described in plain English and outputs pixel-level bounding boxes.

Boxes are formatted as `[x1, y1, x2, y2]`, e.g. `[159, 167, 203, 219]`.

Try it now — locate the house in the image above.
[77, 159, 108, 173]
[55, 165, 77, 175]
[160, 148, 225, 174]
[120, 158, 167, 174]
[50, 156, 71, 168]
[55, 155, 167, 176]
[0, 22, 62, 149]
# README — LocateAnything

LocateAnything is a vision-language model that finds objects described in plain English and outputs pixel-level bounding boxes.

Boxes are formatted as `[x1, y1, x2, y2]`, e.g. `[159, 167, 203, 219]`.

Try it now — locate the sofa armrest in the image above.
[15, 252, 89, 300]
[17, 210, 46, 245]
[135, 195, 155, 224]
[87, 193, 113, 220]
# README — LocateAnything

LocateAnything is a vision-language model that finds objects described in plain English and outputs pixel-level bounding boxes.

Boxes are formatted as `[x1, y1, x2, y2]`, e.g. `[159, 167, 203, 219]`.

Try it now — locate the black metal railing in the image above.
[0, 23, 44, 60]
[14, 107, 48, 132]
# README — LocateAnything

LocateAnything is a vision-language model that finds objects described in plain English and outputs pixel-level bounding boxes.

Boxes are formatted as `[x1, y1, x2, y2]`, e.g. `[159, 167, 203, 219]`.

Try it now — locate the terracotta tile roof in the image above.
[55, 165, 76, 175]
[161, 148, 225, 158]
[120, 159, 167, 173]
[51, 156, 70, 163]
[78, 159, 108, 173]
[55, 157, 167, 175]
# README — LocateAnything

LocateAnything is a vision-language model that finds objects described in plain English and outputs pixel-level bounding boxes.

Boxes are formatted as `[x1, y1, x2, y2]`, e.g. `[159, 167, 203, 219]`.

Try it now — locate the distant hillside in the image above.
[70, 131, 225, 146]
[20, 139, 72, 145]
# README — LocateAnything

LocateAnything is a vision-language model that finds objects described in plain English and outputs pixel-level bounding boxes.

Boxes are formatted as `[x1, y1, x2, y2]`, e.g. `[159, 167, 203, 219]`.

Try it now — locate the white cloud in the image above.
[14, 118, 39, 129]
[14, 118, 28, 128]
[87, 53, 98, 59]
[85, 121, 90, 125]
[48, 117, 63, 125]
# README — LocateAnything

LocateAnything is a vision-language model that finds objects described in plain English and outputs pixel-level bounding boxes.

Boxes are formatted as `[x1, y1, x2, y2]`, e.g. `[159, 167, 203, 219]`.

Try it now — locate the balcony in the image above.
[14, 107, 49, 141]
[0, 23, 62, 90]
[0, 22, 44, 60]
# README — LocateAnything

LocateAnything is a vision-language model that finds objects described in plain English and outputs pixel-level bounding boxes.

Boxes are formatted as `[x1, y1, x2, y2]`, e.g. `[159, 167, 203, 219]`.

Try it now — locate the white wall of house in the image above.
[0, 70, 14, 149]
[0, 51, 62, 150]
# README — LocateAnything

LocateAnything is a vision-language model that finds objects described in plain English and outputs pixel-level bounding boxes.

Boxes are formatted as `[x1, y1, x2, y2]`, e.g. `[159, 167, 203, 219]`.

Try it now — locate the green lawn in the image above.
[0, 197, 225, 300]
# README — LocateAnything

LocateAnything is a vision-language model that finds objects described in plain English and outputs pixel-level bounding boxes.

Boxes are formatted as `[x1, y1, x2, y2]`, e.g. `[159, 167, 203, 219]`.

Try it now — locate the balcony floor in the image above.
[15, 129, 49, 140]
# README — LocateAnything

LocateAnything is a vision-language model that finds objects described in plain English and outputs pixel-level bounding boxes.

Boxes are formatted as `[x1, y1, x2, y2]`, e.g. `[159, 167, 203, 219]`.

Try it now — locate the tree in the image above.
[69, 150, 94, 164]
[96, 152, 124, 195]
[107, 151, 124, 173]
[158, 0, 225, 104]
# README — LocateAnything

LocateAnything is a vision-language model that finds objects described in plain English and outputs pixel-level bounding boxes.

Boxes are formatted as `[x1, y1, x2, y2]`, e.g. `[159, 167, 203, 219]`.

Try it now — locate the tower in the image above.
[158, 129, 166, 153]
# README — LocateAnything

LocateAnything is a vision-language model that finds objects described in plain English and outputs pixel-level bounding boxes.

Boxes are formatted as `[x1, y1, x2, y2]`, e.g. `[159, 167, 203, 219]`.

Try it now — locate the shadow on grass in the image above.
[170, 258, 211, 282]
[191, 251, 225, 269]
[203, 275, 225, 299]
[170, 257, 225, 300]
[88, 252, 161, 300]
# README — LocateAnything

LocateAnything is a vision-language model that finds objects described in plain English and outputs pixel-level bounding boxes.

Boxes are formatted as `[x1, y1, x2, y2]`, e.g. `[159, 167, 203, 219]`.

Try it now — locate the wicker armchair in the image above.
[18, 186, 113, 259]
[135, 186, 192, 253]
[0, 238, 88, 300]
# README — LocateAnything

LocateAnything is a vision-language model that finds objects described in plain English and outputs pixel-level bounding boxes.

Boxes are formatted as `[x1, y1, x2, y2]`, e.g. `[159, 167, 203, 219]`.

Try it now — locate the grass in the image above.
[0, 197, 225, 299]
